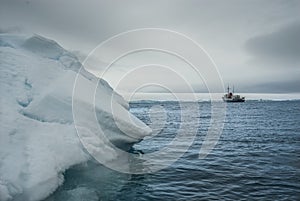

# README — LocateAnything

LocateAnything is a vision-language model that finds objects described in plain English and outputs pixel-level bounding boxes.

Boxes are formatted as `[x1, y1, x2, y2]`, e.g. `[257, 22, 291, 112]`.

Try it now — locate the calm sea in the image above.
[46, 100, 300, 201]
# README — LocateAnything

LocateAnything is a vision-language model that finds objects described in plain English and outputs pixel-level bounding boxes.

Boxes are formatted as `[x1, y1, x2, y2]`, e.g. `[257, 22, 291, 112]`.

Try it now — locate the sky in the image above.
[1, 0, 299, 94]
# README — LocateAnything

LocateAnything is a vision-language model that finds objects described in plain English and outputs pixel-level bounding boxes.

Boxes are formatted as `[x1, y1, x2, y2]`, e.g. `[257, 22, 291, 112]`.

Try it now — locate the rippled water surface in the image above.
[46, 100, 300, 201]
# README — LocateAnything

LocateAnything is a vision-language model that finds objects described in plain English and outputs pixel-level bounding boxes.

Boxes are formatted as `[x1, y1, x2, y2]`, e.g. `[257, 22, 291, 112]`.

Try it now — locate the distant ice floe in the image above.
[0, 34, 151, 201]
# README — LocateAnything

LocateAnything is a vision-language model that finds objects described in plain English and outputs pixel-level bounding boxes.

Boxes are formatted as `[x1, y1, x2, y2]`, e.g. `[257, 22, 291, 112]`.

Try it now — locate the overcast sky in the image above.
[1, 0, 299, 93]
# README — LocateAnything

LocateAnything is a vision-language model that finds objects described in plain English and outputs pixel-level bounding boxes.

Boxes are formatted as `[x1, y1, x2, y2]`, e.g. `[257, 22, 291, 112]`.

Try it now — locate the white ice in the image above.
[0, 34, 151, 201]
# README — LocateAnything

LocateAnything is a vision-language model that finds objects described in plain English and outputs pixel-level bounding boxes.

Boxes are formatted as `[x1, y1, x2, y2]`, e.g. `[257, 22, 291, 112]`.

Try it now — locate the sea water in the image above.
[45, 100, 300, 201]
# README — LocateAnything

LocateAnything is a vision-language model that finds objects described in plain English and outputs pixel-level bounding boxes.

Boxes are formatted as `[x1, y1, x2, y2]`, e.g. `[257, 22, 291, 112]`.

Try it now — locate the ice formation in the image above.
[0, 34, 151, 201]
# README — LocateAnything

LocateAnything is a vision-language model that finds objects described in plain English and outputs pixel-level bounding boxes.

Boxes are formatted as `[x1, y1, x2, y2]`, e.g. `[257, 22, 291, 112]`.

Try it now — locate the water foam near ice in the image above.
[0, 33, 151, 201]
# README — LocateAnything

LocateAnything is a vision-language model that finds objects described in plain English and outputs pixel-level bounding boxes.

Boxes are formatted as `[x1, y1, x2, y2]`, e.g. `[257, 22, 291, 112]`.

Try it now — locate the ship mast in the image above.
[233, 85, 234, 93]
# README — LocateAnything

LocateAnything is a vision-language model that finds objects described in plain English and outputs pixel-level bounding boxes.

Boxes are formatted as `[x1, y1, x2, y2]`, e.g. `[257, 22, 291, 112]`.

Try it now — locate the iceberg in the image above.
[0, 33, 151, 201]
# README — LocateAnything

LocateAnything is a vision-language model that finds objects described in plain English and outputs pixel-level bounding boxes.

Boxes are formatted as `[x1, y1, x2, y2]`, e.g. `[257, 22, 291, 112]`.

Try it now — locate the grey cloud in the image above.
[245, 22, 300, 64]
[246, 79, 300, 93]
[1, 0, 300, 93]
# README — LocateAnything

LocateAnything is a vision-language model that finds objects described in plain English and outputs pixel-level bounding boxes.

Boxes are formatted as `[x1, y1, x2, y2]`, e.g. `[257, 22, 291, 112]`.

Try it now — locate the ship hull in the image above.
[222, 98, 245, 102]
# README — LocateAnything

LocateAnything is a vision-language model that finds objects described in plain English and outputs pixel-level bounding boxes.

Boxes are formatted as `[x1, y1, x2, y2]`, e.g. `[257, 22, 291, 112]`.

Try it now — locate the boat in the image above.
[222, 85, 245, 102]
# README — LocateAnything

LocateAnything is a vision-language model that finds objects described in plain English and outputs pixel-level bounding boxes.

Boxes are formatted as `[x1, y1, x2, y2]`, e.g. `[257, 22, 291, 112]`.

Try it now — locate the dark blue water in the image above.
[46, 100, 300, 201]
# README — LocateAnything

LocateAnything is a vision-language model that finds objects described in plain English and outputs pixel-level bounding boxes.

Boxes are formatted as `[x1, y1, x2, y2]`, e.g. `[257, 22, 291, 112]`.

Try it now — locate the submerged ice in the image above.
[0, 34, 151, 201]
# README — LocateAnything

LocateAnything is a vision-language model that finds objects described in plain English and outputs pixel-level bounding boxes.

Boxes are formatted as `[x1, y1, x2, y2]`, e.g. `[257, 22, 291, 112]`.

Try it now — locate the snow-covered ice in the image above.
[0, 34, 151, 201]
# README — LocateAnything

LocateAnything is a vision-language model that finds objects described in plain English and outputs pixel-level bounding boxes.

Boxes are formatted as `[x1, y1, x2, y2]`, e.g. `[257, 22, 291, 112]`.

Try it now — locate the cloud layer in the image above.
[1, 0, 299, 93]
[245, 22, 300, 64]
